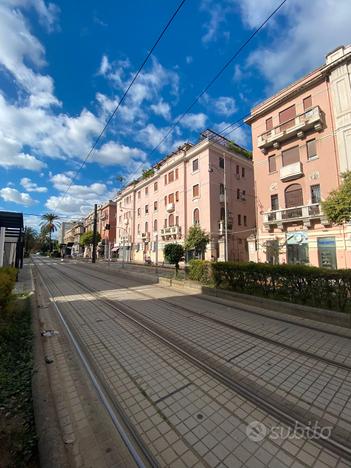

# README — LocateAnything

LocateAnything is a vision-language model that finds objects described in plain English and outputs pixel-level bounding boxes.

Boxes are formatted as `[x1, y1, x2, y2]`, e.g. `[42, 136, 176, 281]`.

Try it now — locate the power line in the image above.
[53, 0, 188, 213]
[123, 0, 289, 186]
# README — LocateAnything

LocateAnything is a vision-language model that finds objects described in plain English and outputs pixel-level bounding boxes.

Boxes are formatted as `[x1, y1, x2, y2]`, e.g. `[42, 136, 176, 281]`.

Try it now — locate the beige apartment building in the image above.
[246, 45, 351, 269]
[115, 131, 255, 264]
[63, 221, 84, 256]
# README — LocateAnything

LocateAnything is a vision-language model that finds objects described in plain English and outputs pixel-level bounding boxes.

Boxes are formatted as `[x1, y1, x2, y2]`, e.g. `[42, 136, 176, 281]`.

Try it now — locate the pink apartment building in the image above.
[115, 131, 255, 264]
[99, 200, 117, 256]
[245, 45, 351, 269]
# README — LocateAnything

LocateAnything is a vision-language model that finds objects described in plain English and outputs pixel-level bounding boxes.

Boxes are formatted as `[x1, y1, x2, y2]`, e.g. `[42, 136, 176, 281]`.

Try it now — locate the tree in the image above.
[40, 213, 60, 252]
[80, 231, 101, 247]
[163, 243, 184, 275]
[322, 171, 351, 224]
[184, 225, 210, 259]
[23, 226, 38, 256]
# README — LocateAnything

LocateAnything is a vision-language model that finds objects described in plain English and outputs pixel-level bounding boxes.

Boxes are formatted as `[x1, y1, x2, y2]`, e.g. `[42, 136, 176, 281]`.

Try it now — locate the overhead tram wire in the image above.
[122, 0, 288, 187]
[52, 0, 188, 214]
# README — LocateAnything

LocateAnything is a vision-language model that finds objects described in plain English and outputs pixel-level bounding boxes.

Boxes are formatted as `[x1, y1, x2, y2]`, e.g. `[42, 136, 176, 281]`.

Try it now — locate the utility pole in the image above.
[224, 154, 228, 262]
[92, 203, 97, 264]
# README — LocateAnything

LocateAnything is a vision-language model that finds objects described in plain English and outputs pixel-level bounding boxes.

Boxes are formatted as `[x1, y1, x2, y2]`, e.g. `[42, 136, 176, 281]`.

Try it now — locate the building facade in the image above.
[115, 132, 255, 264]
[245, 45, 351, 269]
[63, 221, 84, 256]
[98, 200, 117, 259]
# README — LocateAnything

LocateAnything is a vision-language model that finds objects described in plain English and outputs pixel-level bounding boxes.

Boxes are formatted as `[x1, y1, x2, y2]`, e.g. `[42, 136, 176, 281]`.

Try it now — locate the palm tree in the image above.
[40, 213, 60, 252]
[23, 226, 37, 255]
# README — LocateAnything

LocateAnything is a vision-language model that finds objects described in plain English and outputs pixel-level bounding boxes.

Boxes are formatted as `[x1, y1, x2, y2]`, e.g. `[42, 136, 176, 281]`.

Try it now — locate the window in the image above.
[285, 184, 303, 208]
[154, 182, 158, 192]
[145, 222, 148, 233]
[271, 194, 279, 211]
[175, 168, 179, 179]
[236, 164, 240, 175]
[220, 207, 225, 220]
[119, 215, 122, 223]
[164, 195, 167, 206]
[175, 191, 179, 202]
[193, 208, 200, 225]
[220, 183, 225, 195]
[137, 224, 140, 234]
[137, 208, 141, 216]
[169, 214, 174, 227]
[168, 171, 174, 183]
[279, 104, 296, 130]
[138, 191, 141, 199]
[164, 174, 168, 185]
[307, 139, 317, 160]
[311, 184, 321, 204]
[154, 201, 158, 211]
[268, 155, 276, 173]
[282, 146, 299, 166]
[219, 157, 224, 169]
[303, 95, 312, 111]
[164, 219, 167, 228]
[192, 158, 199, 172]
[242, 190, 246, 200]
[153, 219, 158, 232]
[145, 204, 149, 214]
[242, 167, 245, 177]
[237, 188, 240, 199]
[266, 117, 273, 131]
[244, 215, 247, 226]
[145, 186, 148, 195]
[193, 184, 200, 198]
[175, 216, 179, 226]
[238, 214, 242, 225]
[168, 193, 174, 204]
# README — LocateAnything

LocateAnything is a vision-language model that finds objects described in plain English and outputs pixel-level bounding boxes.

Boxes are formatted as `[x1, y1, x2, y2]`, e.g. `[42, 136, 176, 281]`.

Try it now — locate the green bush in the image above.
[211, 262, 351, 312]
[0, 267, 17, 312]
[187, 260, 212, 284]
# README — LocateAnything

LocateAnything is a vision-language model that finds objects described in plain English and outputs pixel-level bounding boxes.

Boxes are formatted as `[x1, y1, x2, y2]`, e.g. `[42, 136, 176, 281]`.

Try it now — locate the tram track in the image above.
[37, 259, 351, 462]
[64, 261, 351, 372]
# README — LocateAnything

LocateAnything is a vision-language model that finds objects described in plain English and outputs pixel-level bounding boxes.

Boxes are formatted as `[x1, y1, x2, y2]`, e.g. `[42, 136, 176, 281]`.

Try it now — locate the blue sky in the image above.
[0, 0, 350, 228]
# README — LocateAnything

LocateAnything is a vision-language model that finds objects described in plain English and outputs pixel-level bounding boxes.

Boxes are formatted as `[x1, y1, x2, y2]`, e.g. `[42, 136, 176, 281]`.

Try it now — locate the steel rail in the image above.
[63, 262, 351, 371]
[43, 261, 351, 461]
[33, 262, 158, 468]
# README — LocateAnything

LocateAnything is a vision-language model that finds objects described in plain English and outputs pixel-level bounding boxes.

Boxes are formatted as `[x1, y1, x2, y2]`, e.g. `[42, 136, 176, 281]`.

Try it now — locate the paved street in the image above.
[31, 258, 351, 467]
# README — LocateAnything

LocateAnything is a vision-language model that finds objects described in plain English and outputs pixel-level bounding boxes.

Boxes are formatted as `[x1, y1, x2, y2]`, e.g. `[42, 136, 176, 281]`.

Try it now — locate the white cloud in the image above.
[20, 177, 47, 192]
[213, 96, 237, 116]
[200, 0, 232, 43]
[239, 0, 351, 90]
[95, 141, 146, 166]
[214, 121, 250, 147]
[150, 100, 171, 120]
[180, 113, 207, 131]
[98, 54, 110, 75]
[0, 187, 37, 206]
[0, 132, 46, 171]
[185, 56, 193, 64]
[135, 123, 172, 151]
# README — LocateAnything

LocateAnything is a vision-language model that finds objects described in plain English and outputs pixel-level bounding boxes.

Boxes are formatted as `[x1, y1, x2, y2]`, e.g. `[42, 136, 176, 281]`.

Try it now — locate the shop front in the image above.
[286, 231, 309, 265]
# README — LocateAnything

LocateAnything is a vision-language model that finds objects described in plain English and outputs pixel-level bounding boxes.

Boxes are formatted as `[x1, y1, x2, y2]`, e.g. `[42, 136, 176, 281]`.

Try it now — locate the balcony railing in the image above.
[218, 220, 233, 234]
[280, 161, 303, 181]
[160, 225, 181, 237]
[263, 203, 328, 228]
[166, 203, 175, 213]
[258, 106, 324, 151]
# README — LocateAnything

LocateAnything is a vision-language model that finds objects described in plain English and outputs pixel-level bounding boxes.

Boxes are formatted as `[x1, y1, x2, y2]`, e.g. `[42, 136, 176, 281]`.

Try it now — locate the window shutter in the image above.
[282, 146, 299, 166]
[303, 95, 312, 111]
[266, 117, 273, 131]
[307, 139, 316, 159]
[268, 155, 276, 172]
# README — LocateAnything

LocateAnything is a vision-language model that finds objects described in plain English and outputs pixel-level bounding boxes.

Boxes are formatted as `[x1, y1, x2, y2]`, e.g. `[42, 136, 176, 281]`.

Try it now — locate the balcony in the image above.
[141, 232, 150, 240]
[160, 225, 181, 237]
[166, 203, 175, 213]
[258, 106, 324, 151]
[280, 161, 303, 181]
[263, 203, 329, 229]
[218, 220, 233, 235]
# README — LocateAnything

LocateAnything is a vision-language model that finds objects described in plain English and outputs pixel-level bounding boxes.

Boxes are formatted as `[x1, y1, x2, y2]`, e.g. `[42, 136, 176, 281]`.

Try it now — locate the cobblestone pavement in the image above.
[34, 258, 350, 467]
[62, 261, 351, 442]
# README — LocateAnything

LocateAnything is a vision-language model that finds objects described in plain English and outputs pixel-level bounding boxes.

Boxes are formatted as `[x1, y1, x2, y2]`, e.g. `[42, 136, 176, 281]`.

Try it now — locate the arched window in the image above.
[153, 219, 158, 232]
[193, 208, 200, 225]
[145, 222, 148, 233]
[285, 183, 303, 208]
[220, 207, 225, 220]
[169, 214, 174, 227]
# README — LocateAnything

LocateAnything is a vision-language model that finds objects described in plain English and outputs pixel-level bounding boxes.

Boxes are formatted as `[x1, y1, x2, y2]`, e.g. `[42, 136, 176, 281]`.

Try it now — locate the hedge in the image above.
[187, 259, 213, 284]
[188, 261, 351, 313]
[0, 267, 17, 313]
